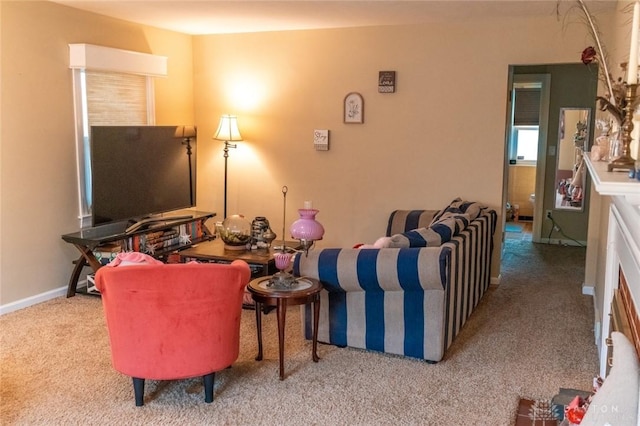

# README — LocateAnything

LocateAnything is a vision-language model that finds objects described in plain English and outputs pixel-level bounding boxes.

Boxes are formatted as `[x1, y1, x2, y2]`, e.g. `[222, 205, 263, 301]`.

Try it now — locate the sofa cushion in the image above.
[388, 215, 467, 248]
[431, 198, 485, 224]
[386, 209, 440, 236]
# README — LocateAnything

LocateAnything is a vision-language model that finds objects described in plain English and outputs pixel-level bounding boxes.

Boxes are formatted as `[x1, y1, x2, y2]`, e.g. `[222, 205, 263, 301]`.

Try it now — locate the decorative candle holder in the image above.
[608, 83, 638, 172]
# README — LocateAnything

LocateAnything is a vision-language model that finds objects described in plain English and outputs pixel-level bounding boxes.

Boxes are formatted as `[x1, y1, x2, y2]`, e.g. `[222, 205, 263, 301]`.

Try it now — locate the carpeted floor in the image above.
[0, 239, 598, 425]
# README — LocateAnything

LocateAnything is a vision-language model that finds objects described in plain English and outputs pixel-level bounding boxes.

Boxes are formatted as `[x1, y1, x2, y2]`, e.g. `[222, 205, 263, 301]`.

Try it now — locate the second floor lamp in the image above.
[213, 115, 243, 219]
[174, 125, 197, 206]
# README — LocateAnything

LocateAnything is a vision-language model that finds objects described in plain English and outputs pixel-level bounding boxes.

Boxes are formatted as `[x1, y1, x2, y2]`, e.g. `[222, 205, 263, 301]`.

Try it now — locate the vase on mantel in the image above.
[608, 132, 623, 162]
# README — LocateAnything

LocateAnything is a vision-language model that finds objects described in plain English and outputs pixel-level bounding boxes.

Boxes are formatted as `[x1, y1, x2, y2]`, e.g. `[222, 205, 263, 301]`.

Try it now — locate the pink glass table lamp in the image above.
[268, 194, 325, 289]
[290, 206, 324, 255]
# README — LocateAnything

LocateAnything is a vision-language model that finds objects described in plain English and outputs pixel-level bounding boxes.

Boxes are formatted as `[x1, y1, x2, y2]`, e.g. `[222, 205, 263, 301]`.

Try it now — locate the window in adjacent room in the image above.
[509, 85, 542, 164]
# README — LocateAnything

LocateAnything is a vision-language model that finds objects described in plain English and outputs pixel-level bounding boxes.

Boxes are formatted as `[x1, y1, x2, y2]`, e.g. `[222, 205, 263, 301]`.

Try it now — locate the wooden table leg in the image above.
[66, 255, 87, 297]
[67, 244, 104, 298]
[255, 301, 263, 361]
[312, 295, 320, 362]
[277, 298, 287, 380]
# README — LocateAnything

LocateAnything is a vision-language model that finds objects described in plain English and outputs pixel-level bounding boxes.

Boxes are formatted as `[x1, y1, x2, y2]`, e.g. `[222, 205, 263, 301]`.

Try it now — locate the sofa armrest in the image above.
[293, 247, 450, 292]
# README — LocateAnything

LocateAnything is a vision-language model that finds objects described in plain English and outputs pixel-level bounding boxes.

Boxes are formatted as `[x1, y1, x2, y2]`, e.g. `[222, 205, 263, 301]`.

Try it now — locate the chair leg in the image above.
[203, 372, 215, 403]
[132, 377, 145, 406]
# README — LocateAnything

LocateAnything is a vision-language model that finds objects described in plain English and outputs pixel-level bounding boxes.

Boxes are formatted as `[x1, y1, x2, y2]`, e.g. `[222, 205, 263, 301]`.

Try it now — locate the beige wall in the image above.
[507, 165, 535, 218]
[192, 15, 603, 280]
[1, 1, 615, 306]
[0, 1, 193, 304]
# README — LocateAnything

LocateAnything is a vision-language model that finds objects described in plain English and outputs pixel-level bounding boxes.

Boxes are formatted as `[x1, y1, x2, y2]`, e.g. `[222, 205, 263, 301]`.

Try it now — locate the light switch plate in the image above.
[314, 129, 329, 151]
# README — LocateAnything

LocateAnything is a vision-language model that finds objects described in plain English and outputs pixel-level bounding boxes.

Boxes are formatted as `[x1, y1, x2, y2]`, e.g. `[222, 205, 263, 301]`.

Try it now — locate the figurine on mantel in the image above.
[590, 118, 615, 162]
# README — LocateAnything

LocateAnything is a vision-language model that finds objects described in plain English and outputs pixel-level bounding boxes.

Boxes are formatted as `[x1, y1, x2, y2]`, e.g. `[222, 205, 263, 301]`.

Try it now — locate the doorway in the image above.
[502, 63, 597, 253]
[504, 73, 551, 244]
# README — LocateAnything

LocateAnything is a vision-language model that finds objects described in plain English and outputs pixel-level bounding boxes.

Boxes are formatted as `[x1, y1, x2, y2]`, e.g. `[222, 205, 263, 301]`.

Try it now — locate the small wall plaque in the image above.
[344, 92, 364, 124]
[314, 129, 329, 151]
[378, 71, 396, 93]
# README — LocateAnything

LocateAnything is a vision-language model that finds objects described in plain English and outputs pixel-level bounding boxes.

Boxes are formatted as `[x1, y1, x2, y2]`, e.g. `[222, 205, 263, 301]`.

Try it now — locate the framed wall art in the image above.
[344, 92, 364, 124]
[378, 71, 396, 93]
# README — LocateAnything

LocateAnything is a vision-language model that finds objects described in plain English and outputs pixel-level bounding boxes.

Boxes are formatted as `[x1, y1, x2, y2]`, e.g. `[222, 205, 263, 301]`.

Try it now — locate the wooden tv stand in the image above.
[61, 210, 215, 297]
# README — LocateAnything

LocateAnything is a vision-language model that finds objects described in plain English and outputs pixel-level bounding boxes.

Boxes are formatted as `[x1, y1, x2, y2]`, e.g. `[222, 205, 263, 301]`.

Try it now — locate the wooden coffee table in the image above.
[179, 238, 300, 278]
[248, 276, 321, 380]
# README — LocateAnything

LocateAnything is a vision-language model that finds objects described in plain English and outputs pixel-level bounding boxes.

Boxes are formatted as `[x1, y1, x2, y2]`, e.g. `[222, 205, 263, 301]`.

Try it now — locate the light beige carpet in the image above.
[1, 240, 598, 425]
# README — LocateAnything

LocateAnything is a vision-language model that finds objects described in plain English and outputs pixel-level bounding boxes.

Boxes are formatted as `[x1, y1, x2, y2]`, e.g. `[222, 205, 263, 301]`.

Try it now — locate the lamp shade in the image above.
[213, 115, 243, 141]
[174, 125, 197, 138]
[290, 209, 324, 241]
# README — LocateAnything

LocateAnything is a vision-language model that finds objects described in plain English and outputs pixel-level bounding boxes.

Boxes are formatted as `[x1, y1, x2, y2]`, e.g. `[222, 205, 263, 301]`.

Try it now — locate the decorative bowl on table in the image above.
[217, 215, 252, 250]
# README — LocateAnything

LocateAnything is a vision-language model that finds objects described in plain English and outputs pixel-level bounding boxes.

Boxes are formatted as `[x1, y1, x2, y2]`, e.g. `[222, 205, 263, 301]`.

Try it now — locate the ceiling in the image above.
[49, 1, 617, 36]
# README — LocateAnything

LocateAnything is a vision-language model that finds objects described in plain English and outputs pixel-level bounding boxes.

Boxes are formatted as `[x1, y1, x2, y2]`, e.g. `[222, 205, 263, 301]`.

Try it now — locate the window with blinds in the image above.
[510, 87, 542, 163]
[69, 44, 165, 228]
[513, 88, 541, 126]
[84, 71, 148, 126]
[75, 70, 153, 224]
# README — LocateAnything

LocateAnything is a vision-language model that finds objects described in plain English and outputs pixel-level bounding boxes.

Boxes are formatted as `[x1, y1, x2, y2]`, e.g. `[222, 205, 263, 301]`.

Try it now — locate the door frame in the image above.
[502, 71, 551, 245]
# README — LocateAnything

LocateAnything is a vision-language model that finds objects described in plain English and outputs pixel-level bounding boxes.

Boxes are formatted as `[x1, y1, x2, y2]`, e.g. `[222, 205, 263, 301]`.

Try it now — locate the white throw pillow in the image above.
[581, 331, 639, 426]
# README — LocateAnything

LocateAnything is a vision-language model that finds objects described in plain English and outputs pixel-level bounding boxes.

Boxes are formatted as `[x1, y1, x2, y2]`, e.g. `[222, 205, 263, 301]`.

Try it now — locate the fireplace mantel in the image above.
[585, 154, 640, 377]
[585, 155, 640, 208]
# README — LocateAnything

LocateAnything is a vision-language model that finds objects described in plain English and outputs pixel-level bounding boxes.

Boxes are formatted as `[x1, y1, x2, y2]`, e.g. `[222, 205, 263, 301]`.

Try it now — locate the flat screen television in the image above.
[90, 125, 196, 227]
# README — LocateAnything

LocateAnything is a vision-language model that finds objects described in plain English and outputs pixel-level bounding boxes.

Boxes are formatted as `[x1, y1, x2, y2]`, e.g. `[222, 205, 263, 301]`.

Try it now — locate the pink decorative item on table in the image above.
[290, 208, 325, 254]
[268, 252, 297, 288]
[274, 252, 292, 271]
[267, 195, 325, 288]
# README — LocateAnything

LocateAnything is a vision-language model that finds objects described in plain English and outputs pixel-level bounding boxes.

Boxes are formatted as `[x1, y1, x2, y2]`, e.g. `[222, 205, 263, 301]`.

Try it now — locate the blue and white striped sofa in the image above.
[293, 203, 496, 362]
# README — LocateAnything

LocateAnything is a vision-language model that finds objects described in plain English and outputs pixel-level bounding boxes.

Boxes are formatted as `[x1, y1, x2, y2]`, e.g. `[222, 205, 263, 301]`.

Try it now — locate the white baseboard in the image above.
[588, 289, 602, 350]
[491, 274, 501, 285]
[0, 285, 68, 315]
[538, 237, 587, 247]
[582, 283, 595, 296]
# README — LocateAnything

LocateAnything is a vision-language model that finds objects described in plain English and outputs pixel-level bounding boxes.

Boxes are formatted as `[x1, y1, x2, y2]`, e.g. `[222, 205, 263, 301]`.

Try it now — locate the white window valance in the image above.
[68, 43, 167, 77]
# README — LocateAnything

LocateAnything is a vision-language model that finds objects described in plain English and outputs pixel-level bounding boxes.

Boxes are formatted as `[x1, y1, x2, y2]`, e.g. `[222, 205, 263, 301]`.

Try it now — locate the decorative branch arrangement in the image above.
[571, 0, 635, 125]
[566, 0, 640, 170]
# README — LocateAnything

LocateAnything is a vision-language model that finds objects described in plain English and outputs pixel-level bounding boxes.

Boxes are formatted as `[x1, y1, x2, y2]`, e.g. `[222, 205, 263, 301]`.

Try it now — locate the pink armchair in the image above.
[95, 256, 251, 406]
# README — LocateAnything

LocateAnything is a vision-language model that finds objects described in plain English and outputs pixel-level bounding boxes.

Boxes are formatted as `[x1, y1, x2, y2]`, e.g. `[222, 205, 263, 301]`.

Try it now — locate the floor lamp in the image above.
[174, 125, 197, 206]
[213, 115, 243, 219]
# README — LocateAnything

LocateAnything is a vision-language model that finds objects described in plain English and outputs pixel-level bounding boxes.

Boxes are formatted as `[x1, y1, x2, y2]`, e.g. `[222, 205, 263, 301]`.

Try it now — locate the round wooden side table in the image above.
[247, 276, 321, 380]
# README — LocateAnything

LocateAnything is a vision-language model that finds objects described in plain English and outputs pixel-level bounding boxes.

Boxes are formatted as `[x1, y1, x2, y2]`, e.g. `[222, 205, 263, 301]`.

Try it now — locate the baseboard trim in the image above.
[582, 283, 595, 296]
[538, 237, 587, 247]
[0, 285, 68, 315]
[491, 274, 501, 285]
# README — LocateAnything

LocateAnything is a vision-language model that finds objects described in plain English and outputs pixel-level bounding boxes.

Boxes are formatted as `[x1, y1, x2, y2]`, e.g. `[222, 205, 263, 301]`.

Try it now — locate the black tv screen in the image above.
[90, 126, 195, 226]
